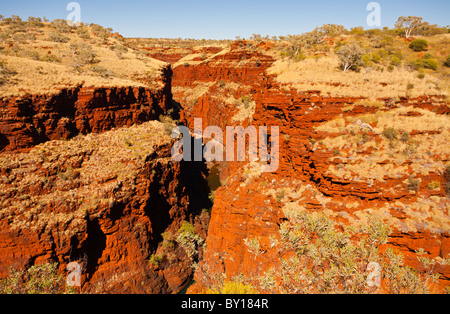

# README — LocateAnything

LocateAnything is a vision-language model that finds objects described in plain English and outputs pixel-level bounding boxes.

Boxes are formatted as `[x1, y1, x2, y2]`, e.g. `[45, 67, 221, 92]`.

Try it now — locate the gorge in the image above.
[1, 24, 449, 294]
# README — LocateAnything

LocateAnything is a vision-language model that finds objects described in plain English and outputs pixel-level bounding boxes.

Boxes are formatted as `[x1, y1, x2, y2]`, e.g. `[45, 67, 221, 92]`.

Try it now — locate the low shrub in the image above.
[390, 56, 402, 67]
[206, 281, 257, 294]
[444, 56, 450, 68]
[408, 58, 423, 70]
[90, 65, 114, 77]
[382, 127, 399, 141]
[176, 221, 204, 259]
[400, 132, 410, 143]
[417, 70, 425, 79]
[423, 58, 438, 70]
[427, 181, 441, 190]
[41, 54, 62, 63]
[0, 263, 73, 294]
[409, 39, 428, 52]
[149, 254, 163, 266]
[252, 212, 447, 294]
[407, 178, 421, 192]
[48, 32, 69, 43]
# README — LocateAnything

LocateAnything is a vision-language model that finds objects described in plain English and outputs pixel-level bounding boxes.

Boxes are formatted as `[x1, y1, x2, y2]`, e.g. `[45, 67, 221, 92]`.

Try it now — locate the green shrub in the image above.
[207, 280, 257, 294]
[391, 51, 403, 60]
[408, 58, 423, 70]
[41, 54, 61, 63]
[400, 132, 410, 143]
[362, 54, 372, 67]
[444, 56, 450, 68]
[48, 32, 69, 43]
[0, 59, 18, 86]
[178, 221, 196, 235]
[251, 211, 447, 294]
[176, 221, 204, 259]
[371, 52, 381, 63]
[409, 39, 428, 52]
[90, 65, 114, 77]
[69, 42, 98, 69]
[280, 46, 306, 62]
[0, 263, 73, 294]
[417, 70, 425, 79]
[383, 127, 399, 141]
[149, 254, 163, 266]
[427, 181, 441, 190]
[350, 27, 365, 36]
[390, 56, 402, 67]
[423, 58, 438, 70]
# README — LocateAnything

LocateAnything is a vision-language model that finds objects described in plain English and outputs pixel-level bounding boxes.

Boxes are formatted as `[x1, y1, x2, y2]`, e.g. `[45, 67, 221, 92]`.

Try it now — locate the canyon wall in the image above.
[168, 42, 450, 291]
[0, 65, 212, 294]
[0, 66, 174, 152]
[1, 40, 449, 293]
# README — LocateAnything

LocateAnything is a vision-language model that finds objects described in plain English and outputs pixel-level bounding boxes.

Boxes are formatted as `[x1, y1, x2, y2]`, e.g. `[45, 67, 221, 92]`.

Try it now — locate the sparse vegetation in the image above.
[0, 263, 74, 294]
[409, 39, 429, 52]
[423, 58, 439, 71]
[428, 181, 441, 190]
[1, 13, 450, 295]
[383, 127, 399, 141]
[238, 211, 449, 294]
[336, 43, 365, 72]
[176, 221, 204, 259]
[206, 280, 257, 294]
[0, 59, 17, 86]
[0, 16, 166, 97]
[149, 254, 163, 266]
[407, 178, 421, 192]
[444, 56, 450, 68]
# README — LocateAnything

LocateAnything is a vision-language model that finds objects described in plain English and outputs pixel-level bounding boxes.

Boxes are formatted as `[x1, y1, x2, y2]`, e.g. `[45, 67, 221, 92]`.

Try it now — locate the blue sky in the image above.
[1, 0, 449, 39]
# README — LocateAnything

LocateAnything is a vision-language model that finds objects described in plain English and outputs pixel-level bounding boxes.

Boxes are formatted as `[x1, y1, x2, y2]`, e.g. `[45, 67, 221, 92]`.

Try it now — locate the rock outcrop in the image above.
[0, 66, 174, 152]
[0, 120, 211, 294]
[165, 42, 450, 292]
[1, 40, 449, 294]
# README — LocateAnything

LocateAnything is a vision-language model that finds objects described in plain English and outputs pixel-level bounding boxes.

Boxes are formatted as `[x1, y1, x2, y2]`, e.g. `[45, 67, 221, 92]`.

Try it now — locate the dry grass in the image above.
[269, 177, 450, 235]
[268, 56, 445, 98]
[0, 119, 174, 232]
[308, 105, 450, 234]
[0, 20, 167, 98]
[0, 55, 149, 97]
[268, 33, 450, 98]
[316, 106, 450, 183]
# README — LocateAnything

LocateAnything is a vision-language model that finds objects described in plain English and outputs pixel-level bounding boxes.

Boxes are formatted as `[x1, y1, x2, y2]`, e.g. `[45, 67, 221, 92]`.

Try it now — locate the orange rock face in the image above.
[0, 135, 211, 293]
[0, 66, 174, 152]
[1, 41, 449, 294]
[167, 43, 450, 292]
[0, 65, 211, 294]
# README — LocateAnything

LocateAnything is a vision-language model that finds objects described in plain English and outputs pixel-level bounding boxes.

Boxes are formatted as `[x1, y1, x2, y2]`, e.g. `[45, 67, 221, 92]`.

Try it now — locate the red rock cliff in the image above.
[0, 66, 174, 152]
[169, 42, 450, 292]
